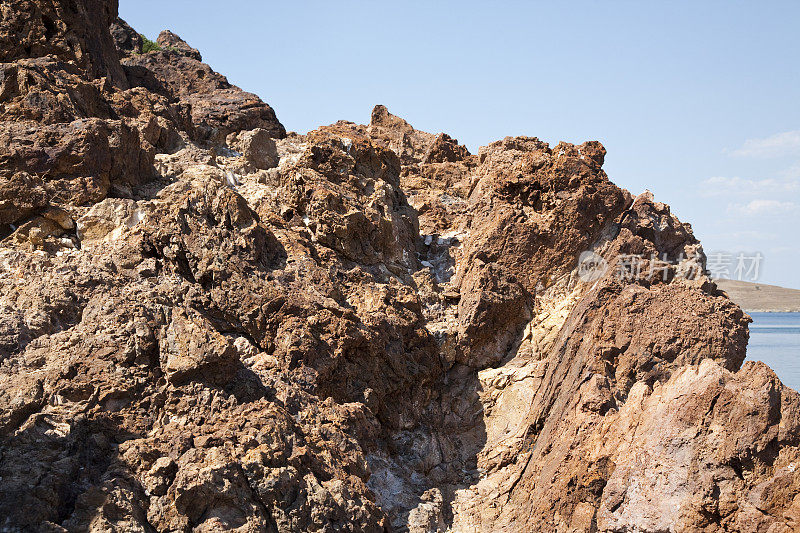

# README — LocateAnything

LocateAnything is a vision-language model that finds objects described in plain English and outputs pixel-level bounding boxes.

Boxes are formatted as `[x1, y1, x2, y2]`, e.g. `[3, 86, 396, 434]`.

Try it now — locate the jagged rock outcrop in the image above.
[1, 3, 799, 533]
[0, 0, 128, 89]
[119, 30, 284, 144]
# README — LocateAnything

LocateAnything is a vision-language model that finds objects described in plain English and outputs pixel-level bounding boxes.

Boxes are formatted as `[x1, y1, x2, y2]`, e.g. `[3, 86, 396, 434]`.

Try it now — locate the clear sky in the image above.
[120, 0, 800, 289]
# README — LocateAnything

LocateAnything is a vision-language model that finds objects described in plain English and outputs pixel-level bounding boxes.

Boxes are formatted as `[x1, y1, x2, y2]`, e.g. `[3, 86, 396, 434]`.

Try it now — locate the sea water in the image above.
[747, 312, 800, 392]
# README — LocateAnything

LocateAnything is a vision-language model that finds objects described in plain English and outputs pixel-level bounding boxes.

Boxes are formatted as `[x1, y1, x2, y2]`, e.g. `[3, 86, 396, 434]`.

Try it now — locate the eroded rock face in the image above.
[156, 30, 202, 61]
[0, 4, 799, 533]
[109, 16, 142, 56]
[121, 29, 285, 144]
[0, 0, 128, 89]
[0, 118, 156, 209]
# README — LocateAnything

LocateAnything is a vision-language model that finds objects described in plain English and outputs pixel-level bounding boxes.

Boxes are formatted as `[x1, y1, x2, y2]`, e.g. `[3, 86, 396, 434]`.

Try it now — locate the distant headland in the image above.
[717, 279, 800, 312]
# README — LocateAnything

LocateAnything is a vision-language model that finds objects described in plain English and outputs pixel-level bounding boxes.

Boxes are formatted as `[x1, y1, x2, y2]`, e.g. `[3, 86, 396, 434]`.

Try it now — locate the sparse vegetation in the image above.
[139, 34, 161, 53]
[137, 34, 183, 55]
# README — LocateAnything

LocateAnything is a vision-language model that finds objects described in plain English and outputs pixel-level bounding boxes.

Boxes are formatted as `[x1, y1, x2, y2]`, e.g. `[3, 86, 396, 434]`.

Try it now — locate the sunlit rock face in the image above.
[0, 2, 798, 532]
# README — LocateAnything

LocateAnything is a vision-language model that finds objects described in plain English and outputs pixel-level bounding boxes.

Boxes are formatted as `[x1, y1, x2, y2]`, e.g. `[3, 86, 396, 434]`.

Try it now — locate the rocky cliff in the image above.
[1, 2, 799, 532]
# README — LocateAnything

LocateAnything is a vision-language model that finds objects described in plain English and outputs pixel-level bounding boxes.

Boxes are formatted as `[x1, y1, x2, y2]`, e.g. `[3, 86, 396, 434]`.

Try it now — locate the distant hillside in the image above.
[716, 279, 800, 312]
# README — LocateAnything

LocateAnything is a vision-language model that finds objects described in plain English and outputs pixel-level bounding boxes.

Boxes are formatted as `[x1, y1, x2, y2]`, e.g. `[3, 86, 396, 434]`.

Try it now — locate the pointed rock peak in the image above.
[366, 105, 473, 164]
[579, 140, 606, 167]
[637, 189, 655, 202]
[157, 30, 202, 61]
[369, 105, 414, 133]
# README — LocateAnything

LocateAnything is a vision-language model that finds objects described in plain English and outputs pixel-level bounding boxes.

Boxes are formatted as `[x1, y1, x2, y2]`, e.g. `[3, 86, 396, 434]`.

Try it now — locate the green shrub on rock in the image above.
[139, 34, 161, 53]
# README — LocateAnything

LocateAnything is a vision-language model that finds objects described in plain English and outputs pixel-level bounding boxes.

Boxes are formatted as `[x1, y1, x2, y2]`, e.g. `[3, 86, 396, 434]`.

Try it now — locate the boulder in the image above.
[159, 309, 240, 385]
[226, 128, 279, 170]
[75, 198, 142, 244]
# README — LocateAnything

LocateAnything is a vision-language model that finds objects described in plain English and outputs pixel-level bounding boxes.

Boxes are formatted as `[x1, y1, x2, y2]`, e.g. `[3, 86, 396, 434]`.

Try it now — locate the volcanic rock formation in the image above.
[0, 2, 799, 532]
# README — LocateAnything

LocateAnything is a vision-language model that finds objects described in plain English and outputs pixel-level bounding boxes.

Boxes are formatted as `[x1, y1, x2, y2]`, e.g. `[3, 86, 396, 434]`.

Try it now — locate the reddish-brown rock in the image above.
[0, 118, 156, 209]
[156, 30, 201, 61]
[0, 0, 128, 88]
[0, 4, 798, 533]
[109, 17, 142, 57]
[122, 31, 285, 144]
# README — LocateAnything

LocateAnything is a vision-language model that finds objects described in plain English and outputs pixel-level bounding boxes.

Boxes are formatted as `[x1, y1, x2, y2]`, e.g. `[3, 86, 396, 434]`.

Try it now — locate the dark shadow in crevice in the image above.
[0, 415, 154, 530]
[367, 362, 489, 532]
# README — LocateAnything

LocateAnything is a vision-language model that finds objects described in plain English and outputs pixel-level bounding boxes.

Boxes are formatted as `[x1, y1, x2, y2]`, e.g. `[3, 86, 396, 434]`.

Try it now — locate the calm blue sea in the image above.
[747, 312, 800, 392]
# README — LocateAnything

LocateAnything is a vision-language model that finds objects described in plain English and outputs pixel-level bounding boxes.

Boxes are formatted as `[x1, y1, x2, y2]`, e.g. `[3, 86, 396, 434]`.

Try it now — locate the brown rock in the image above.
[226, 128, 279, 170]
[0, 7, 797, 533]
[0, 58, 114, 123]
[368, 104, 438, 163]
[423, 132, 470, 164]
[122, 33, 285, 144]
[0, 118, 156, 206]
[142, 456, 177, 496]
[160, 309, 241, 385]
[0, 0, 128, 89]
[109, 17, 143, 56]
[157, 30, 202, 61]
[0, 171, 48, 225]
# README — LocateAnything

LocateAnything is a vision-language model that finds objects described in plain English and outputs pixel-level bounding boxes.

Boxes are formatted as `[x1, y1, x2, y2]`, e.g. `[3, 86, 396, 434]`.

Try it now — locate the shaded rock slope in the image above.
[1, 2, 799, 532]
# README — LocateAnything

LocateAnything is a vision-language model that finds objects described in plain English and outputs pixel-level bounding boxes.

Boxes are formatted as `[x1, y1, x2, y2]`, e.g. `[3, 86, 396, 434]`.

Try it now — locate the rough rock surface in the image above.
[1, 3, 799, 533]
[120, 30, 285, 144]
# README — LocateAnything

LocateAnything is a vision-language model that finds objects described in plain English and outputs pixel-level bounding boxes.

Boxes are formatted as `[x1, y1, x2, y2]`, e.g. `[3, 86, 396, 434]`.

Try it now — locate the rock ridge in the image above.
[0, 3, 798, 532]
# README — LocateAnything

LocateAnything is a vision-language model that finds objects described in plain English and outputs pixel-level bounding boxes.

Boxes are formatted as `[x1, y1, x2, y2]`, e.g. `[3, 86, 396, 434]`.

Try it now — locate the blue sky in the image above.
[120, 1, 800, 288]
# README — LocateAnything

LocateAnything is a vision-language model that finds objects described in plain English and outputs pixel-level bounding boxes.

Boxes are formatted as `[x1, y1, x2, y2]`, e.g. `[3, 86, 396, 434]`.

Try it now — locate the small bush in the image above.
[139, 34, 161, 53]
